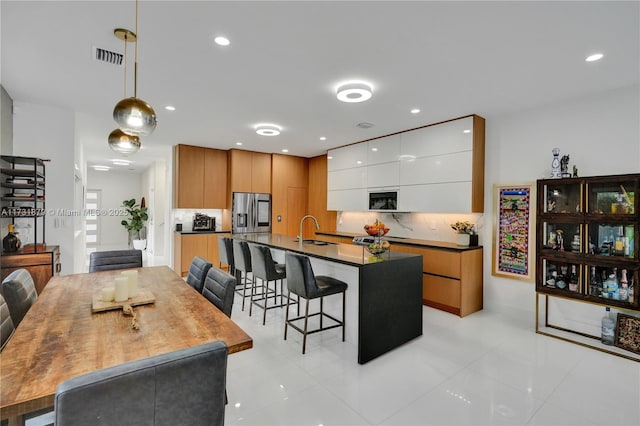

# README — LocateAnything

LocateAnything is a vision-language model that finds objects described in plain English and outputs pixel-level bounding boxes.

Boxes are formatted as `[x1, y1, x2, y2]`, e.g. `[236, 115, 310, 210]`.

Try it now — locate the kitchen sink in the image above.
[295, 239, 336, 246]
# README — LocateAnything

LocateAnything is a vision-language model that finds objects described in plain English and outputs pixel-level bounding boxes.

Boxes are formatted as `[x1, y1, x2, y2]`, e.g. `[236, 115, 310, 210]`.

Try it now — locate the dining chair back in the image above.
[0, 293, 15, 351]
[186, 256, 212, 293]
[89, 249, 142, 272]
[1, 268, 37, 327]
[202, 267, 236, 317]
[55, 341, 228, 426]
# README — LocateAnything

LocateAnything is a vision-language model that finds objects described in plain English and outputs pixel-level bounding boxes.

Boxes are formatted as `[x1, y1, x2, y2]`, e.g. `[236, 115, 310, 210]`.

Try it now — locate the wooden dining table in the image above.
[0, 265, 252, 425]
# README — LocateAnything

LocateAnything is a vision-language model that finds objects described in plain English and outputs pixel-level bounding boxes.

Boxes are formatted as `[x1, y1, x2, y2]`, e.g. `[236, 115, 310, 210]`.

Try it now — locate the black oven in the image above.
[368, 191, 398, 211]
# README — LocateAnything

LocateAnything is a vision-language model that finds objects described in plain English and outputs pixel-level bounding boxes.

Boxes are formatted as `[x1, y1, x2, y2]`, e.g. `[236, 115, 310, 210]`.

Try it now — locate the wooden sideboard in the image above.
[1, 245, 60, 294]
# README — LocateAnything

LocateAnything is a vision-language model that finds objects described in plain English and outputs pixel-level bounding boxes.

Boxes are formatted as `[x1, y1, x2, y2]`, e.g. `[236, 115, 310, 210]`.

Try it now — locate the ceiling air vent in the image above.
[92, 46, 123, 66]
[357, 122, 375, 129]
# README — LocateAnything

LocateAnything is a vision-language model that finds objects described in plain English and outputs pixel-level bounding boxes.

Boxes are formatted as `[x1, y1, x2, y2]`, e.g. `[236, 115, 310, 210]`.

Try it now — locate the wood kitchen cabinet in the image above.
[271, 154, 308, 236]
[174, 144, 227, 209]
[173, 232, 229, 277]
[392, 243, 483, 317]
[1, 246, 60, 294]
[228, 149, 271, 194]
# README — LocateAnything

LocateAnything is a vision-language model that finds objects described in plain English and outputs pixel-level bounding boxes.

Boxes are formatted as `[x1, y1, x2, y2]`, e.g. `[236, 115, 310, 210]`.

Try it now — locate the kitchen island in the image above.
[231, 233, 423, 364]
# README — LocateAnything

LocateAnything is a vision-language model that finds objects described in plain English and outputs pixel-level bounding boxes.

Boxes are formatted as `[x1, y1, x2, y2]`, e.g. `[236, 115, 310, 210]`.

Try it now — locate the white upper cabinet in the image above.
[327, 143, 368, 171]
[367, 134, 401, 165]
[400, 151, 473, 185]
[328, 167, 367, 190]
[400, 116, 474, 159]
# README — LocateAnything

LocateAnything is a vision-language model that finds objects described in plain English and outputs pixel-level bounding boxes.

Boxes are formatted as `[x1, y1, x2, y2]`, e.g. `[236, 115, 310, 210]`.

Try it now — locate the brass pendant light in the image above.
[112, 0, 157, 137]
[108, 28, 142, 155]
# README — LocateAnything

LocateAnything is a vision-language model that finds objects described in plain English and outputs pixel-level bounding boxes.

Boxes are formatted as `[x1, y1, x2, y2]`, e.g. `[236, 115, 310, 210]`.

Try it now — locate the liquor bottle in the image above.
[568, 265, 579, 292]
[589, 266, 599, 296]
[601, 307, 615, 345]
[2, 224, 21, 253]
[619, 269, 629, 301]
[615, 227, 625, 256]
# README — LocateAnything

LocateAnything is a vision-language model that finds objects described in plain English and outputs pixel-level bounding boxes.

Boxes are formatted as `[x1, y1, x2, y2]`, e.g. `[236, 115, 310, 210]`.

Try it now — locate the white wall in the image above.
[12, 102, 76, 275]
[87, 169, 142, 250]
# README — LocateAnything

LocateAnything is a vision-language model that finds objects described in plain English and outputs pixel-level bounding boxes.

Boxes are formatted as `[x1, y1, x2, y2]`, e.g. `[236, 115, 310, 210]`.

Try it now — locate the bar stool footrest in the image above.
[286, 311, 344, 336]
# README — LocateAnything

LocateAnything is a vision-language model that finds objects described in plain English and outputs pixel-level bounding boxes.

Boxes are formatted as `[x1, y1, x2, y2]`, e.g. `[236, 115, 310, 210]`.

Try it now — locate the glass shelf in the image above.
[587, 179, 635, 215]
[543, 181, 581, 213]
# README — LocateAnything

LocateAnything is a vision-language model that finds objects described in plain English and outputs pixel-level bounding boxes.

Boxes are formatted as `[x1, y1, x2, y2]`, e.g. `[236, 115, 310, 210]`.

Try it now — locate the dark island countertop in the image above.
[231, 233, 420, 267]
[176, 230, 230, 235]
[315, 230, 483, 252]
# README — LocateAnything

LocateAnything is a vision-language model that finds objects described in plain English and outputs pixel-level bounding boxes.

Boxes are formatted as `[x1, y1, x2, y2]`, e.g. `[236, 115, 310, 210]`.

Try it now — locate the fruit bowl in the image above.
[364, 223, 390, 236]
[366, 245, 388, 255]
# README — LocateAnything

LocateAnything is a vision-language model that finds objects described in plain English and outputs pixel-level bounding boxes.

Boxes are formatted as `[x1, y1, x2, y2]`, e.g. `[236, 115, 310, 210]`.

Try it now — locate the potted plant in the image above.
[450, 220, 474, 247]
[121, 198, 149, 250]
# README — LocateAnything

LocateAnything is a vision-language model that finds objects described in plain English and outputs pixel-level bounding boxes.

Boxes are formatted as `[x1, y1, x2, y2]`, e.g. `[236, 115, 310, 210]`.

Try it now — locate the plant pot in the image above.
[132, 239, 147, 250]
[455, 234, 470, 247]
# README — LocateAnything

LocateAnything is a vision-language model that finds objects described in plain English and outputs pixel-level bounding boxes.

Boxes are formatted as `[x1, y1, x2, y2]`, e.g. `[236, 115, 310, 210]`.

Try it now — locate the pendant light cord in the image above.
[134, 0, 139, 98]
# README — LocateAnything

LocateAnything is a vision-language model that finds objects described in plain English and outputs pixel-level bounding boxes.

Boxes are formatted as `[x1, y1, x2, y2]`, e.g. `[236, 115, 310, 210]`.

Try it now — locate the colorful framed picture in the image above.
[615, 313, 640, 355]
[492, 183, 535, 281]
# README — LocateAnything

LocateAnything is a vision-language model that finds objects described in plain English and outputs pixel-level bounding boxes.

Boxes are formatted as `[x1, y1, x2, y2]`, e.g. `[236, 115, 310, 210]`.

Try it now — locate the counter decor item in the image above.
[450, 220, 473, 247]
[2, 224, 21, 252]
[364, 220, 390, 257]
[120, 198, 148, 250]
[550, 148, 562, 178]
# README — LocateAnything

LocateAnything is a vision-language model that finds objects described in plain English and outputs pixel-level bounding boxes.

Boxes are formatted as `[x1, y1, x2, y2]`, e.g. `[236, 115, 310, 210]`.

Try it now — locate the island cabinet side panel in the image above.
[358, 255, 423, 364]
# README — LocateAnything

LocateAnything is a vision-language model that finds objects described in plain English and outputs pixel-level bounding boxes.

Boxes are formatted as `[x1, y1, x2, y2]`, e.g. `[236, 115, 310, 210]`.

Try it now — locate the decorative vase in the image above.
[551, 148, 561, 178]
[455, 234, 470, 247]
[132, 239, 147, 250]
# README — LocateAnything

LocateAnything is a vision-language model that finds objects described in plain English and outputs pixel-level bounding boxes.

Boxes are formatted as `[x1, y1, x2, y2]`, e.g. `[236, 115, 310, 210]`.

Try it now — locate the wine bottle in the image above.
[2, 224, 21, 253]
[569, 265, 579, 292]
[619, 269, 629, 301]
[589, 266, 601, 296]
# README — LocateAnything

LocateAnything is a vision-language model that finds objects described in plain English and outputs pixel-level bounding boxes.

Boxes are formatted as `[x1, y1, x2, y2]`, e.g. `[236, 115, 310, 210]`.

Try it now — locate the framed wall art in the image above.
[492, 183, 535, 281]
[615, 313, 640, 355]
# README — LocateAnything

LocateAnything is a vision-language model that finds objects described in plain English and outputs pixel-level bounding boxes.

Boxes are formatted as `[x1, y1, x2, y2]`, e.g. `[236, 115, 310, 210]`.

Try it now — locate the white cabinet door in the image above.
[327, 189, 367, 211]
[398, 182, 472, 213]
[400, 151, 472, 185]
[328, 167, 367, 190]
[368, 134, 400, 165]
[400, 116, 473, 159]
[367, 162, 400, 188]
[327, 143, 368, 171]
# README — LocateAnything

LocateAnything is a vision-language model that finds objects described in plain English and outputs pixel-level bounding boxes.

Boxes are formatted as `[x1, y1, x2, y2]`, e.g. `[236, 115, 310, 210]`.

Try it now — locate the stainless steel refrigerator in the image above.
[232, 192, 272, 234]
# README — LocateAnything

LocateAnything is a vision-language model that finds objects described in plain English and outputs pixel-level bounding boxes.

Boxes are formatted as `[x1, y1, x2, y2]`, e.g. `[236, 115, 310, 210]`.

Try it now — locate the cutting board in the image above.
[92, 289, 156, 313]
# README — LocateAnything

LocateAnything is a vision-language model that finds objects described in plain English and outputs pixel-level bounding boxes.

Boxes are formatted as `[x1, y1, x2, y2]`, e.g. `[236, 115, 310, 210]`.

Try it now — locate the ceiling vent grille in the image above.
[92, 46, 123, 66]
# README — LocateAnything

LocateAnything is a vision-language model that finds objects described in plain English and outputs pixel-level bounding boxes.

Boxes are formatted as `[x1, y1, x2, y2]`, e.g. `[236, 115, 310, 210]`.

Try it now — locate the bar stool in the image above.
[218, 236, 234, 274]
[248, 243, 290, 325]
[284, 252, 348, 354]
[232, 239, 252, 311]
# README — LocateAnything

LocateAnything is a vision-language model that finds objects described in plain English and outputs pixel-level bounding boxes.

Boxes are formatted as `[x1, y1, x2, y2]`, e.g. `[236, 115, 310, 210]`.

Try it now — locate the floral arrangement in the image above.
[450, 221, 474, 234]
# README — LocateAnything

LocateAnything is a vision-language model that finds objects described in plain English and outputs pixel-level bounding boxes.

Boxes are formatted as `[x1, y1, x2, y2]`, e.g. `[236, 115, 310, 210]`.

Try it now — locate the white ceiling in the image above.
[2, 1, 638, 173]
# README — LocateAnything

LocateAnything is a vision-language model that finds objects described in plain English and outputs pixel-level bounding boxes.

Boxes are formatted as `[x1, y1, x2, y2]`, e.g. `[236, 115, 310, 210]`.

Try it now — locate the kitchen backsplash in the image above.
[172, 209, 223, 232]
[337, 211, 484, 243]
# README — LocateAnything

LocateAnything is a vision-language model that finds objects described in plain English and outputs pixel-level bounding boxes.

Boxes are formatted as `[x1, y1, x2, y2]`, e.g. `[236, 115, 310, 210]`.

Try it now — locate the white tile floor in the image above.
[225, 296, 640, 426]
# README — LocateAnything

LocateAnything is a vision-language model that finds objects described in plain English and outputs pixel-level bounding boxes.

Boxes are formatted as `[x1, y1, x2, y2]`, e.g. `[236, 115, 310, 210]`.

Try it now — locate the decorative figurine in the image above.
[551, 148, 562, 178]
[572, 165, 578, 178]
[560, 154, 571, 178]
[547, 199, 556, 213]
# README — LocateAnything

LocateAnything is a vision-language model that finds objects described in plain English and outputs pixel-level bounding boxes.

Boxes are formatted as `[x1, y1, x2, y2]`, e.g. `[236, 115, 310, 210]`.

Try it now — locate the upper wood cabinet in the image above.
[228, 149, 272, 194]
[174, 144, 227, 209]
[271, 154, 308, 236]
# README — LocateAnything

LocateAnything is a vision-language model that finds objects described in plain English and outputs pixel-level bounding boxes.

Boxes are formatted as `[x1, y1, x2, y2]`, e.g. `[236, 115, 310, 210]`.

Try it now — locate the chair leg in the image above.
[302, 298, 310, 354]
[320, 296, 324, 329]
[262, 279, 268, 325]
[342, 291, 346, 342]
[284, 290, 291, 340]
[249, 274, 255, 316]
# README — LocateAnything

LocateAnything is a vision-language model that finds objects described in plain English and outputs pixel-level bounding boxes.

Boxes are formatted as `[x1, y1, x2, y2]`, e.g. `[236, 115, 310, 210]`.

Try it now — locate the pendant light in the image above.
[108, 28, 141, 155]
[112, 0, 157, 137]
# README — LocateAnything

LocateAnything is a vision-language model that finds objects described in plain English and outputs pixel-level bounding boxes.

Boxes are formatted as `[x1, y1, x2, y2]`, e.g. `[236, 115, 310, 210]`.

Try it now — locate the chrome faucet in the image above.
[298, 215, 319, 242]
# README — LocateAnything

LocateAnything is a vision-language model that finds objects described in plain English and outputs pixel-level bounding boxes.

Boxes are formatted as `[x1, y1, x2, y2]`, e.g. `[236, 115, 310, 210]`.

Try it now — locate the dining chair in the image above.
[0, 293, 15, 351]
[185, 256, 212, 293]
[284, 252, 348, 354]
[88, 249, 142, 272]
[55, 341, 228, 426]
[1, 268, 37, 327]
[202, 267, 236, 318]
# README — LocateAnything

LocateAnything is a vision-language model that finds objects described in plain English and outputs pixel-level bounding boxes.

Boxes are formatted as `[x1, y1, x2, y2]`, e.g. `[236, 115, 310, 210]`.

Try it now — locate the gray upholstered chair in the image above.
[54, 341, 228, 426]
[248, 243, 289, 325]
[202, 267, 236, 318]
[284, 252, 348, 354]
[232, 239, 252, 311]
[1, 268, 37, 327]
[186, 256, 212, 293]
[0, 293, 15, 351]
[89, 249, 142, 272]
[218, 236, 234, 274]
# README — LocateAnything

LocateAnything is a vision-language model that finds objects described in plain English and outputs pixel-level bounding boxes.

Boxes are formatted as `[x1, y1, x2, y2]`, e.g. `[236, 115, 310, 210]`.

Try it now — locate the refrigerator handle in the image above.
[253, 196, 257, 229]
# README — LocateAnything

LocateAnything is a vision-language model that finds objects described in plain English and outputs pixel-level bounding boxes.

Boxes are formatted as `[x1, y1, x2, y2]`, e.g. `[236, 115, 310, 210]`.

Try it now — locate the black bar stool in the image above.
[284, 252, 348, 354]
[232, 239, 252, 311]
[218, 236, 234, 275]
[248, 243, 291, 325]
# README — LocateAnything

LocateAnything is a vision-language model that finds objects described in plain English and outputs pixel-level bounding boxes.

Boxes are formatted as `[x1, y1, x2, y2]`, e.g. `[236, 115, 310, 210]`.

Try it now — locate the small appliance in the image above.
[368, 190, 398, 211]
[192, 213, 215, 231]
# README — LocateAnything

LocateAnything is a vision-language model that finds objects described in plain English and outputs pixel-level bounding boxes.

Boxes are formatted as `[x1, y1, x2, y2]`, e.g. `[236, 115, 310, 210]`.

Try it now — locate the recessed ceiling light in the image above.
[410, 108, 420, 114]
[93, 165, 110, 171]
[214, 36, 230, 46]
[165, 105, 175, 111]
[112, 160, 131, 166]
[327, 156, 333, 160]
[255, 123, 281, 136]
[356, 160, 363, 165]
[585, 53, 603, 62]
[281, 149, 289, 153]
[336, 80, 374, 103]
[371, 147, 378, 152]
[320, 136, 326, 141]
[463, 129, 471, 134]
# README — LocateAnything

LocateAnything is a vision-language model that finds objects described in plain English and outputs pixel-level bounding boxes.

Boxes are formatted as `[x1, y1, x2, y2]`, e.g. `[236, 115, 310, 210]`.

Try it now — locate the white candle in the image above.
[101, 287, 115, 302]
[114, 277, 129, 302]
[121, 270, 139, 298]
